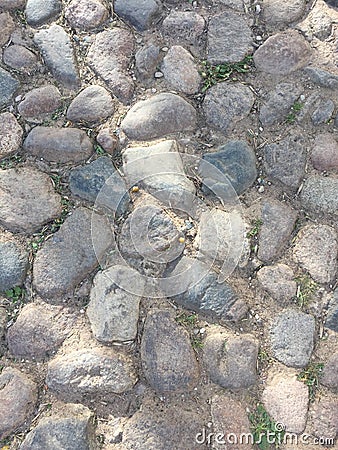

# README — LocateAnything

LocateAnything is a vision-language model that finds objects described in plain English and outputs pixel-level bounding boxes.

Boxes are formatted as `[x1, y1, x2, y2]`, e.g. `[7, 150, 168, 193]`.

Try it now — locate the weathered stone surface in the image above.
[0, 12, 15, 46]
[262, 0, 306, 27]
[0, 306, 6, 355]
[311, 98, 335, 125]
[135, 44, 160, 81]
[65, 0, 109, 30]
[0, 112, 23, 159]
[311, 133, 338, 171]
[34, 24, 80, 89]
[18, 85, 62, 122]
[0, 368, 38, 440]
[297, 3, 335, 41]
[270, 309, 315, 368]
[300, 175, 338, 215]
[67, 85, 114, 124]
[259, 83, 302, 126]
[121, 93, 197, 140]
[161, 45, 201, 94]
[258, 200, 297, 262]
[87, 266, 143, 343]
[123, 140, 196, 210]
[304, 66, 338, 89]
[25, 0, 62, 26]
[96, 127, 118, 154]
[219, 0, 244, 10]
[0, 167, 62, 234]
[254, 30, 311, 75]
[262, 365, 309, 433]
[263, 134, 306, 189]
[203, 325, 258, 389]
[0, 0, 25, 10]
[3, 44, 38, 72]
[24, 126, 93, 163]
[293, 224, 337, 284]
[0, 67, 19, 107]
[164, 257, 247, 322]
[114, 0, 162, 31]
[257, 264, 297, 304]
[162, 11, 205, 47]
[87, 28, 134, 103]
[207, 10, 252, 64]
[201, 140, 257, 195]
[321, 352, 338, 390]
[325, 290, 338, 332]
[47, 347, 137, 399]
[141, 309, 199, 393]
[308, 398, 338, 441]
[121, 404, 204, 450]
[211, 395, 252, 450]
[0, 233, 28, 292]
[33, 207, 113, 298]
[20, 403, 96, 450]
[7, 302, 77, 359]
[203, 83, 254, 134]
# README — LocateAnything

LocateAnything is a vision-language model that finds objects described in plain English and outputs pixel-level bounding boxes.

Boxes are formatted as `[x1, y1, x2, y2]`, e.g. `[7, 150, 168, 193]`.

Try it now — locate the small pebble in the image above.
[154, 71, 164, 78]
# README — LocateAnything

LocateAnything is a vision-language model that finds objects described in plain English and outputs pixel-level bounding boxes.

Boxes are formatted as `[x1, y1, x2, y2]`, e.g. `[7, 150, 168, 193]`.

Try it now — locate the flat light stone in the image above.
[25, 0, 62, 26]
[0, 67, 19, 108]
[0, 166, 62, 234]
[293, 224, 338, 284]
[0, 368, 38, 440]
[253, 30, 311, 75]
[141, 308, 199, 393]
[46, 347, 137, 399]
[24, 126, 93, 164]
[258, 200, 298, 262]
[87, 28, 135, 103]
[311, 133, 338, 171]
[7, 302, 77, 359]
[121, 93, 197, 140]
[203, 325, 258, 389]
[0, 233, 28, 292]
[114, 0, 162, 31]
[33, 207, 113, 299]
[207, 10, 252, 64]
[270, 309, 315, 367]
[259, 83, 302, 126]
[0, 112, 23, 159]
[257, 264, 297, 304]
[34, 24, 80, 89]
[18, 85, 62, 122]
[65, 0, 109, 30]
[87, 266, 143, 343]
[203, 83, 255, 134]
[66, 85, 114, 124]
[3, 44, 38, 72]
[262, 365, 309, 433]
[300, 175, 338, 215]
[161, 45, 201, 94]
[262, 0, 306, 27]
[162, 11, 205, 47]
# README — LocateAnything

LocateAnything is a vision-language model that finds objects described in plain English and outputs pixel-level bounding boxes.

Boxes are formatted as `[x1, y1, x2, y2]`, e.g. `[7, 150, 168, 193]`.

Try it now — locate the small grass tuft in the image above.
[191, 335, 204, 349]
[5, 286, 25, 303]
[247, 218, 263, 238]
[0, 154, 23, 170]
[295, 274, 318, 308]
[286, 101, 304, 124]
[249, 404, 285, 450]
[297, 363, 324, 402]
[175, 312, 198, 327]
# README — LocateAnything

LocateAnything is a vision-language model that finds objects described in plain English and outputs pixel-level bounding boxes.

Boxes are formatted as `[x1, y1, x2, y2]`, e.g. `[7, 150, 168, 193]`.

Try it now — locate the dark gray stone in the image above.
[0, 112, 23, 159]
[0, 368, 38, 440]
[135, 44, 160, 81]
[46, 347, 137, 400]
[304, 66, 338, 89]
[0, 167, 62, 234]
[259, 83, 302, 126]
[20, 403, 96, 450]
[164, 256, 247, 322]
[24, 126, 93, 164]
[0, 306, 6, 355]
[25, 0, 62, 26]
[3, 44, 38, 72]
[33, 207, 113, 299]
[301, 176, 338, 216]
[203, 83, 255, 134]
[201, 140, 257, 195]
[0, 235, 28, 293]
[162, 11, 205, 48]
[311, 98, 335, 125]
[114, 0, 162, 31]
[121, 93, 197, 140]
[270, 309, 315, 368]
[207, 10, 252, 64]
[263, 134, 307, 189]
[34, 24, 80, 89]
[0, 67, 19, 108]
[321, 352, 338, 390]
[325, 289, 338, 332]
[0, 12, 15, 47]
[258, 200, 298, 262]
[141, 309, 199, 393]
[7, 302, 77, 359]
[203, 325, 258, 389]
[18, 85, 62, 122]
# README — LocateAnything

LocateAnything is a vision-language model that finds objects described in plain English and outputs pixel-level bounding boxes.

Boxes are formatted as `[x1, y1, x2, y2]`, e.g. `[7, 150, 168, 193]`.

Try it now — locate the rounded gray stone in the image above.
[300, 175, 338, 216]
[25, 0, 62, 26]
[270, 309, 315, 368]
[18, 85, 62, 122]
[0, 67, 19, 108]
[311, 98, 335, 125]
[325, 289, 338, 332]
[259, 83, 302, 126]
[321, 352, 338, 391]
[162, 10, 205, 47]
[0, 12, 15, 47]
[65, 0, 109, 30]
[0, 112, 23, 159]
[114, 0, 162, 31]
[262, 0, 306, 27]
[3, 44, 38, 72]
[0, 234, 28, 292]
[135, 44, 160, 81]
[257, 264, 297, 304]
[311, 133, 338, 171]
